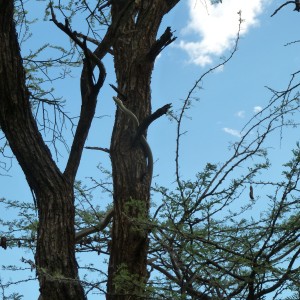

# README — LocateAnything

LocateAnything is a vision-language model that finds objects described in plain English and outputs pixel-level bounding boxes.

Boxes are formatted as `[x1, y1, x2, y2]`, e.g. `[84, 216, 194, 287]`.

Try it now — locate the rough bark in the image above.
[0, 2, 87, 299]
[107, 1, 179, 298]
[0, 0, 179, 298]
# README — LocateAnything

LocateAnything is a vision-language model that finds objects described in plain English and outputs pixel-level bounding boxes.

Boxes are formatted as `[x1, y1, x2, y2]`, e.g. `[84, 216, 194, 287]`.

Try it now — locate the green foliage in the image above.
[113, 263, 153, 298]
[146, 135, 300, 298]
[0, 198, 37, 250]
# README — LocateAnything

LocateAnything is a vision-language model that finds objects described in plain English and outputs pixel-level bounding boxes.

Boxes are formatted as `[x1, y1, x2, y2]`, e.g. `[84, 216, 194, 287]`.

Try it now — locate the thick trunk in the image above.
[0, 2, 85, 299]
[36, 187, 84, 300]
[107, 1, 171, 299]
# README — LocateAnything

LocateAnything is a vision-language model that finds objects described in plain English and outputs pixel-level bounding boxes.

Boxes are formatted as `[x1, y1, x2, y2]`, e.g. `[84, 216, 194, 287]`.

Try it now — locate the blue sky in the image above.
[151, 0, 300, 185]
[1, 0, 300, 298]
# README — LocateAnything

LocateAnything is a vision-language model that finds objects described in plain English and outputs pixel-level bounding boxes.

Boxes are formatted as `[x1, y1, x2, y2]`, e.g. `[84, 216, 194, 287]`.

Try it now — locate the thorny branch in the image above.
[173, 11, 243, 197]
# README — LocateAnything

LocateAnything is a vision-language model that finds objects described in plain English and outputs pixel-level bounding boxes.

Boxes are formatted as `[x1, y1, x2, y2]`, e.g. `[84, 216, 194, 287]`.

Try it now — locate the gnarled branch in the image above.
[147, 26, 177, 62]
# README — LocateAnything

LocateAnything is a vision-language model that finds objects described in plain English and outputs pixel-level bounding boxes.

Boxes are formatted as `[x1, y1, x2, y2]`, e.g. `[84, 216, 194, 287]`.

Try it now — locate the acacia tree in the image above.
[1, 1, 300, 300]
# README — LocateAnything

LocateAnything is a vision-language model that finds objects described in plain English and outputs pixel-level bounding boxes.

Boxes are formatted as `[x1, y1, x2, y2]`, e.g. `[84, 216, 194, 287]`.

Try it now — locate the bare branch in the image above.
[147, 27, 177, 62]
[174, 11, 243, 196]
[271, 1, 299, 17]
[85, 146, 110, 153]
[134, 103, 172, 143]
[75, 208, 114, 242]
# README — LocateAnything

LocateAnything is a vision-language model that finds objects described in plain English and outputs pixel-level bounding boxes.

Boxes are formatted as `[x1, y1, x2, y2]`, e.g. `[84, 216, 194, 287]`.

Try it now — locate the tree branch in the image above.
[0, 0, 64, 194]
[147, 26, 176, 62]
[49, 2, 135, 182]
[85, 146, 110, 153]
[163, 0, 180, 14]
[148, 261, 212, 299]
[109, 83, 127, 101]
[75, 208, 114, 242]
[271, 1, 297, 17]
[49, 4, 107, 183]
[134, 103, 172, 144]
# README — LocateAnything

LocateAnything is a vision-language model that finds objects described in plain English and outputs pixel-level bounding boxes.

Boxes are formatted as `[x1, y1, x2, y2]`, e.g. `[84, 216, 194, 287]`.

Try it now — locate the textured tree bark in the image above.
[0, 0, 179, 298]
[0, 2, 85, 299]
[107, 1, 179, 298]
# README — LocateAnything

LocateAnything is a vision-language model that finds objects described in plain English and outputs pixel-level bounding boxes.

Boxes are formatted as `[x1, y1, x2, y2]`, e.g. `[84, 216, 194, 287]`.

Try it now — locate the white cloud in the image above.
[253, 106, 262, 113]
[223, 127, 242, 138]
[179, 0, 269, 66]
[236, 110, 245, 118]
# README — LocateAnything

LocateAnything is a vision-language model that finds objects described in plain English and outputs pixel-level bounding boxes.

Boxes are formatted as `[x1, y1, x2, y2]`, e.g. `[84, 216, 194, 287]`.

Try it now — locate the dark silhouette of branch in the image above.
[147, 27, 177, 62]
[163, 0, 180, 14]
[49, 3, 107, 183]
[134, 103, 172, 143]
[98, 0, 112, 11]
[85, 146, 110, 153]
[50, 1, 136, 182]
[271, 1, 300, 17]
[148, 261, 213, 299]
[109, 83, 127, 101]
[174, 11, 243, 197]
[75, 208, 114, 242]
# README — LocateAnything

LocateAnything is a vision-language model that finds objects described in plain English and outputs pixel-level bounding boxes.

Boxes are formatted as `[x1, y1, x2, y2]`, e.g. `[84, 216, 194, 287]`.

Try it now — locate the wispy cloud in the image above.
[253, 106, 262, 113]
[179, 0, 269, 66]
[235, 110, 245, 118]
[223, 127, 242, 138]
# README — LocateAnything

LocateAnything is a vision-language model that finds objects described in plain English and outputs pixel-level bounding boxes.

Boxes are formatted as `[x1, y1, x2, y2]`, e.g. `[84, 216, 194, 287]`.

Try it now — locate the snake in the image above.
[113, 96, 153, 184]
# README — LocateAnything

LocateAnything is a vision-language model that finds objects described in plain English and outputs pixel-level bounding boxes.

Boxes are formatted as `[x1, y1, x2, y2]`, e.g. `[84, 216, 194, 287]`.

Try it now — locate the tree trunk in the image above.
[35, 188, 85, 300]
[0, 1, 179, 298]
[0, 2, 85, 299]
[107, 1, 179, 298]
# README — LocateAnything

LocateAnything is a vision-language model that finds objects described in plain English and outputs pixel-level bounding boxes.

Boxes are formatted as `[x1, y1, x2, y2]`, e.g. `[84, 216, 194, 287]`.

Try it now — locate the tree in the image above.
[0, 0, 178, 299]
[1, 0, 300, 299]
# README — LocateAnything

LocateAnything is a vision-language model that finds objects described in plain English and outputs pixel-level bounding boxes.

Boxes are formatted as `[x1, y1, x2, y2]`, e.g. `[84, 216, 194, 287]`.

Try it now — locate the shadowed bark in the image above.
[0, 1, 106, 299]
[107, 1, 178, 298]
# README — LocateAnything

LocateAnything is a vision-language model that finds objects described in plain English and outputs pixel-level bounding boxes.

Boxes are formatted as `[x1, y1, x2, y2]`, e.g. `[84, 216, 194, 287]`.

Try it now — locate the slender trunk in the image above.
[107, 1, 175, 298]
[0, 2, 85, 299]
